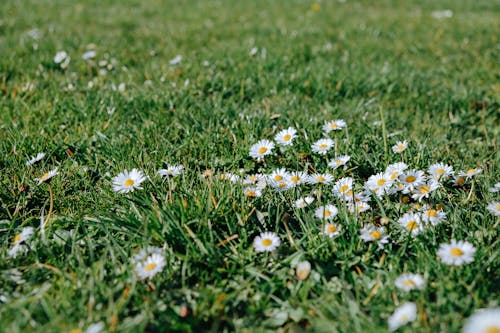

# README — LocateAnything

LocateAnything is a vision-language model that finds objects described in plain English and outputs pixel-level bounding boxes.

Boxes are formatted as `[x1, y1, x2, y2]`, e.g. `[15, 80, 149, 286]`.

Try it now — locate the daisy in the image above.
[112, 169, 146, 193]
[388, 302, 417, 332]
[35, 168, 59, 184]
[54, 50, 70, 69]
[274, 127, 298, 146]
[26, 152, 46, 166]
[323, 223, 341, 238]
[132, 246, 164, 263]
[135, 253, 166, 280]
[365, 172, 393, 197]
[8, 227, 35, 258]
[249, 139, 274, 161]
[288, 171, 308, 186]
[243, 173, 265, 185]
[398, 212, 424, 236]
[385, 162, 408, 180]
[459, 168, 483, 179]
[348, 201, 371, 214]
[488, 182, 500, 193]
[315, 205, 338, 220]
[428, 163, 454, 181]
[157, 164, 184, 177]
[437, 239, 476, 266]
[268, 168, 290, 183]
[421, 207, 447, 225]
[253, 232, 281, 252]
[323, 119, 346, 133]
[332, 177, 354, 200]
[269, 179, 294, 191]
[411, 179, 440, 202]
[220, 172, 240, 183]
[463, 307, 500, 333]
[311, 138, 334, 155]
[399, 170, 426, 193]
[360, 225, 389, 248]
[486, 201, 500, 216]
[295, 196, 315, 209]
[394, 273, 425, 292]
[243, 186, 262, 198]
[391, 140, 408, 154]
[307, 173, 334, 185]
[296, 260, 311, 280]
[328, 155, 351, 169]
[452, 175, 467, 187]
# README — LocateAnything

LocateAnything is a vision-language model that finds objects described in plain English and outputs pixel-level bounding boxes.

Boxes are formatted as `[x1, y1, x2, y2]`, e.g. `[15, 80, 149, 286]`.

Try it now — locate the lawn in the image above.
[0, 0, 499, 332]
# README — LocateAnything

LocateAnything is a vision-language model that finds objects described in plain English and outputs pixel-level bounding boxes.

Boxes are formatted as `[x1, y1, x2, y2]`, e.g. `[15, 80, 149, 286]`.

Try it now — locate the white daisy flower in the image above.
[132, 246, 163, 263]
[295, 196, 315, 209]
[112, 169, 146, 193]
[323, 223, 341, 238]
[243, 186, 262, 198]
[288, 171, 308, 186]
[323, 119, 346, 133]
[488, 182, 500, 193]
[253, 232, 281, 252]
[348, 201, 371, 214]
[328, 155, 351, 169]
[391, 140, 408, 154]
[365, 172, 393, 197]
[411, 179, 440, 202]
[296, 260, 311, 281]
[394, 273, 425, 292]
[269, 178, 294, 191]
[307, 173, 334, 185]
[220, 172, 240, 183]
[274, 127, 298, 146]
[360, 225, 389, 248]
[399, 170, 426, 193]
[388, 302, 417, 332]
[85, 322, 104, 333]
[311, 138, 334, 155]
[428, 163, 454, 181]
[315, 205, 338, 220]
[437, 239, 476, 266]
[385, 162, 408, 180]
[249, 139, 275, 161]
[7, 244, 28, 258]
[268, 168, 290, 183]
[421, 207, 447, 225]
[459, 168, 483, 179]
[135, 253, 166, 280]
[243, 174, 265, 185]
[398, 212, 424, 235]
[486, 201, 500, 217]
[332, 177, 354, 200]
[158, 164, 184, 177]
[452, 175, 467, 187]
[26, 152, 46, 166]
[82, 50, 96, 60]
[12, 227, 34, 246]
[463, 307, 500, 333]
[54, 50, 70, 68]
[35, 168, 59, 184]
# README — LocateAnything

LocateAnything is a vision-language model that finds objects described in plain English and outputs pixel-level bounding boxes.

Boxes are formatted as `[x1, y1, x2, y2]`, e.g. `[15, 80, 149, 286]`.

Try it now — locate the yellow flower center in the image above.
[262, 238, 272, 247]
[496, 204, 500, 212]
[274, 175, 283, 181]
[69, 329, 84, 333]
[327, 224, 336, 233]
[335, 160, 343, 166]
[390, 172, 398, 180]
[436, 168, 445, 175]
[340, 184, 349, 193]
[456, 177, 465, 185]
[403, 279, 416, 287]
[41, 172, 50, 180]
[377, 178, 386, 186]
[145, 263, 157, 272]
[370, 230, 382, 240]
[427, 210, 438, 218]
[319, 144, 327, 149]
[466, 168, 476, 175]
[283, 134, 291, 141]
[323, 210, 331, 217]
[278, 182, 287, 188]
[14, 233, 22, 244]
[450, 247, 464, 257]
[124, 179, 135, 186]
[329, 122, 337, 129]
[246, 190, 256, 197]
[419, 185, 430, 194]
[397, 144, 404, 151]
[316, 176, 325, 182]
[406, 221, 418, 230]
[485, 326, 500, 333]
[290, 175, 300, 183]
[405, 175, 416, 183]
[249, 175, 258, 181]
[258, 147, 268, 154]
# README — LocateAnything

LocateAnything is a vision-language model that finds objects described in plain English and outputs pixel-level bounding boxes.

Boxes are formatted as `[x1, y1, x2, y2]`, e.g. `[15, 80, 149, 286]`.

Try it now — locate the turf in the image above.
[0, 0, 499, 332]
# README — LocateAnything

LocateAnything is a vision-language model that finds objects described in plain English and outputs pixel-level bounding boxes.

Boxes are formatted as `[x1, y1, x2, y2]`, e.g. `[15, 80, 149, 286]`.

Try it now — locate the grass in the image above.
[1, 0, 499, 332]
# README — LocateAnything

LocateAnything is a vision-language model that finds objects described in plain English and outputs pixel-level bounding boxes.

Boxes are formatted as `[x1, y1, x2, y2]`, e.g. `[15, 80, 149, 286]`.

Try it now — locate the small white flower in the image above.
[398, 212, 424, 235]
[249, 139, 275, 161]
[488, 183, 500, 193]
[112, 169, 146, 193]
[437, 239, 476, 266]
[399, 170, 426, 193]
[169, 55, 182, 65]
[26, 152, 46, 166]
[323, 119, 346, 133]
[82, 50, 97, 60]
[348, 201, 371, 214]
[463, 307, 500, 333]
[388, 302, 417, 331]
[315, 205, 338, 220]
[54, 51, 68, 64]
[7, 227, 34, 258]
[411, 179, 440, 202]
[220, 172, 241, 183]
[328, 155, 351, 169]
[307, 173, 334, 185]
[295, 196, 315, 208]
[421, 207, 447, 225]
[428, 163, 454, 181]
[332, 177, 354, 199]
[243, 173, 265, 185]
[311, 138, 334, 155]
[391, 140, 408, 154]
[158, 164, 184, 177]
[35, 168, 59, 184]
[135, 253, 166, 280]
[394, 273, 425, 292]
[459, 168, 483, 179]
[365, 172, 393, 197]
[253, 232, 281, 252]
[486, 201, 500, 217]
[85, 322, 105, 333]
[268, 168, 290, 183]
[360, 225, 389, 248]
[288, 171, 308, 186]
[274, 127, 298, 146]
[244, 186, 262, 198]
[323, 223, 341, 238]
[295, 260, 311, 280]
[385, 162, 408, 180]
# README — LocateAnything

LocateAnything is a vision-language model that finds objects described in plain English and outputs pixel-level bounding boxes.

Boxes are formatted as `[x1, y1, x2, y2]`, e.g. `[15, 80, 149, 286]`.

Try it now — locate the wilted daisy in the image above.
[274, 127, 297, 146]
[463, 307, 500, 333]
[459, 167, 483, 179]
[395, 273, 425, 292]
[249, 139, 275, 161]
[399, 170, 426, 193]
[428, 163, 454, 181]
[307, 173, 334, 185]
[388, 302, 417, 332]
[35, 168, 59, 184]
[398, 212, 424, 236]
[486, 201, 500, 216]
[243, 186, 262, 198]
[323, 119, 346, 133]
[7, 227, 35, 258]
[411, 179, 440, 201]
[323, 223, 341, 238]
[112, 169, 146, 193]
[315, 205, 338, 220]
[158, 164, 184, 177]
[360, 225, 389, 248]
[328, 155, 351, 169]
[135, 253, 166, 280]
[253, 232, 281, 252]
[421, 207, 447, 225]
[311, 138, 334, 155]
[26, 152, 46, 166]
[437, 239, 476, 266]
[332, 177, 354, 200]
[295, 260, 311, 280]
[391, 140, 408, 154]
[365, 172, 393, 197]
[295, 196, 315, 208]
